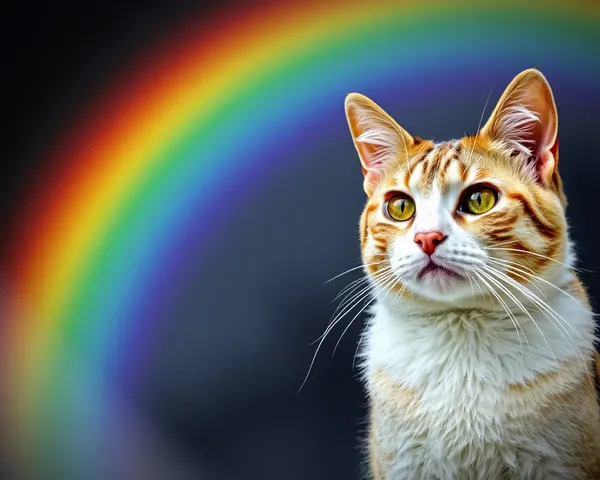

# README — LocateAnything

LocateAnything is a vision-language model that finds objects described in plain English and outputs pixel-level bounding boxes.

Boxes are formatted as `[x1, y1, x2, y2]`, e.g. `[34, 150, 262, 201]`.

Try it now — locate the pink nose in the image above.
[414, 231, 447, 256]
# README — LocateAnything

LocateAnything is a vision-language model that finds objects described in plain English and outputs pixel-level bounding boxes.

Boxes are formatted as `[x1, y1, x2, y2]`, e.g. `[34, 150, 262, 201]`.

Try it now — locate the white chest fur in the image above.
[362, 286, 595, 479]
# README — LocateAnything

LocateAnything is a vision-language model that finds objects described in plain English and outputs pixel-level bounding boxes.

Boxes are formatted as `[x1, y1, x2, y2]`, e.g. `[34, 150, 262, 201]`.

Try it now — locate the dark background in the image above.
[3, 1, 600, 479]
[2, 2, 368, 478]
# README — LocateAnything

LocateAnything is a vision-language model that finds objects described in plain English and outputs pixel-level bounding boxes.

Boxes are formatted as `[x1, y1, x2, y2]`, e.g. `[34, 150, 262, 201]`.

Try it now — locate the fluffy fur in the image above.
[343, 69, 600, 479]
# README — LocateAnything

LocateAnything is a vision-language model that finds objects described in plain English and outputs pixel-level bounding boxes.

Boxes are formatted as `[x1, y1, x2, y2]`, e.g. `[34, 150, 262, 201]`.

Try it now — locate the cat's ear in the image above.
[345, 93, 415, 196]
[481, 69, 559, 184]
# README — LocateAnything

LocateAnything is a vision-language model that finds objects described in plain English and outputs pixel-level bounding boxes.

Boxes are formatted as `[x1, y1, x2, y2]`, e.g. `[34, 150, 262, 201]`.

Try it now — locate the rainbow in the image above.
[3, 0, 600, 476]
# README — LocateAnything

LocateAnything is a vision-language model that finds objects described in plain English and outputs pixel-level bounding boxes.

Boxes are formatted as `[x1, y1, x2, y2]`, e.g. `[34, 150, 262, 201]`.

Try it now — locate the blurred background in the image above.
[2, 0, 600, 479]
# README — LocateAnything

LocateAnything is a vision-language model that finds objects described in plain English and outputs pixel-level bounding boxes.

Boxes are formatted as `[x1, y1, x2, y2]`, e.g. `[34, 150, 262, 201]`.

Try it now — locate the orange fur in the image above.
[345, 69, 600, 478]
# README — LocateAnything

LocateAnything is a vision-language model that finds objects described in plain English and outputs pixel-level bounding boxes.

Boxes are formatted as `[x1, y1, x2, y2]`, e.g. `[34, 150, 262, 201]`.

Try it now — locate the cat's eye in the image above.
[385, 194, 416, 222]
[459, 186, 498, 215]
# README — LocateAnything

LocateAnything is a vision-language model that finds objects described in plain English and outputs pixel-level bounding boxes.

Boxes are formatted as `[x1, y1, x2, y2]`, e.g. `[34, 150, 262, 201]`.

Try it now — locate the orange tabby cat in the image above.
[344, 69, 600, 479]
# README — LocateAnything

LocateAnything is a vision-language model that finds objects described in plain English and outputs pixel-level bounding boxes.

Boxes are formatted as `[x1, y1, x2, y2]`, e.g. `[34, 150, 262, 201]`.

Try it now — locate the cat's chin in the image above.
[403, 274, 474, 302]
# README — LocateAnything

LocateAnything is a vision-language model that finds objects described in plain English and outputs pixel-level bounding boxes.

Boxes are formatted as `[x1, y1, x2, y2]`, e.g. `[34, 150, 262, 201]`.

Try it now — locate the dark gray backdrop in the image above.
[3, 1, 600, 479]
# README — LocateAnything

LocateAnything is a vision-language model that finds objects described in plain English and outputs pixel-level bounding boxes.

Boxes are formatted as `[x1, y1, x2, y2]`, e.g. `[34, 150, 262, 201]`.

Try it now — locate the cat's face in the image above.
[345, 69, 568, 304]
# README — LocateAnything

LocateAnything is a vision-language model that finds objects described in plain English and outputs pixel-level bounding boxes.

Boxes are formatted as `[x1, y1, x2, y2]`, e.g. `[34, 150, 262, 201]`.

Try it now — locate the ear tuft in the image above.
[344, 93, 414, 196]
[494, 103, 541, 157]
[481, 69, 558, 184]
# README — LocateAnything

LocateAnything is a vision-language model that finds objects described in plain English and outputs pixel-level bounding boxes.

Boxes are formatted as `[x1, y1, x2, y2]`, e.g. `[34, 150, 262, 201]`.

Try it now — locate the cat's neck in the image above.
[363, 278, 595, 389]
[377, 268, 571, 319]
[378, 296, 528, 323]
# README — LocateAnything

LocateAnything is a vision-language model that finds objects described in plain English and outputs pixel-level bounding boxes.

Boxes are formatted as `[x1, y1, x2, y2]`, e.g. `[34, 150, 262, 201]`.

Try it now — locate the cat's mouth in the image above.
[417, 261, 462, 282]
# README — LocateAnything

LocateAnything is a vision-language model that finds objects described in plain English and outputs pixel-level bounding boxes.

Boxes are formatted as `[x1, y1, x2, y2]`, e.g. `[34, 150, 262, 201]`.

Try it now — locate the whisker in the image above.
[302, 268, 394, 382]
[443, 260, 491, 303]
[301, 270, 394, 394]
[354, 282, 408, 369]
[334, 266, 390, 311]
[467, 86, 495, 168]
[484, 264, 587, 344]
[483, 264, 593, 387]
[323, 259, 388, 284]
[478, 267, 553, 361]
[488, 239, 522, 248]
[486, 247, 589, 273]
[329, 271, 391, 334]
[334, 276, 369, 302]
[471, 269, 527, 355]
[488, 257, 592, 313]
[332, 274, 399, 357]
[468, 271, 491, 305]
[484, 265, 586, 343]
[353, 317, 373, 371]
[391, 275, 408, 304]
[487, 257, 548, 301]
[313, 268, 391, 345]
[464, 270, 476, 300]
[332, 277, 372, 316]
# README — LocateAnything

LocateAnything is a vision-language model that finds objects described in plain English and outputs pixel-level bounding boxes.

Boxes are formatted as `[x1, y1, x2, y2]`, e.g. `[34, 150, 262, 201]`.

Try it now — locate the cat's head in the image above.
[345, 69, 569, 305]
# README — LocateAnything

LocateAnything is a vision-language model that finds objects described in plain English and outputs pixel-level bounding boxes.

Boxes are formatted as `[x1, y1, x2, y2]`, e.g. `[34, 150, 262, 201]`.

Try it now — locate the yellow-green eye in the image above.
[460, 186, 498, 215]
[386, 194, 416, 221]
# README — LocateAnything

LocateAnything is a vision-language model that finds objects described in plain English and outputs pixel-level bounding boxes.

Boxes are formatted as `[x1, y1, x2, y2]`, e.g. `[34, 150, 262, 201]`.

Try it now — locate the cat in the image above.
[343, 69, 600, 479]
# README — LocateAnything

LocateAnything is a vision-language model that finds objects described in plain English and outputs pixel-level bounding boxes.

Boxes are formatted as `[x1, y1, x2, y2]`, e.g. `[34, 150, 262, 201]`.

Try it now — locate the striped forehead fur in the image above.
[392, 137, 544, 194]
[395, 139, 466, 193]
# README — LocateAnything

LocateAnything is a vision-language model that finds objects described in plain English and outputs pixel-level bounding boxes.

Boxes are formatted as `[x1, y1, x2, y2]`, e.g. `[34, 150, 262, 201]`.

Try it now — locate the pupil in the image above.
[475, 193, 481, 205]
[399, 201, 405, 213]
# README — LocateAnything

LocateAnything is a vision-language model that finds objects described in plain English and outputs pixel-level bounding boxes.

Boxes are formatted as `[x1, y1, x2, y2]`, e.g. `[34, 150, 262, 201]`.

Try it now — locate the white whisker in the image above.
[486, 246, 590, 273]
[477, 267, 555, 366]
[488, 257, 592, 313]
[334, 276, 368, 302]
[467, 87, 495, 168]
[324, 259, 388, 284]
[314, 267, 391, 345]
[471, 269, 527, 355]
[486, 257, 548, 301]
[333, 273, 399, 357]
[299, 268, 395, 392]
[353, 280, 408, 370]
[483, 264, 593, 387]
